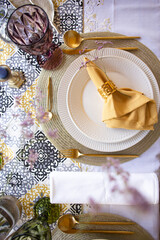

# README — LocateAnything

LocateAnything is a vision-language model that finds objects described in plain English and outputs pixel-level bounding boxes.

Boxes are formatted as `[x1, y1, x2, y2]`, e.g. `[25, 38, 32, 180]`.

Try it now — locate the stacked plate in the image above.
[57, 48, 160, 152]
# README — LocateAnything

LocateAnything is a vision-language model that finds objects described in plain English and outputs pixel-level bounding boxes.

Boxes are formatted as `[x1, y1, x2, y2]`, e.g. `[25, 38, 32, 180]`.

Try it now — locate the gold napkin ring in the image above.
[98, 80, 117, 99]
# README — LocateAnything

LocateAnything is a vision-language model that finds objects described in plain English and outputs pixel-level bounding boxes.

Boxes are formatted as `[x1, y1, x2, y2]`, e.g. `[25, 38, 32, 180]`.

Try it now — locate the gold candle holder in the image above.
[0, 65, 25, 88]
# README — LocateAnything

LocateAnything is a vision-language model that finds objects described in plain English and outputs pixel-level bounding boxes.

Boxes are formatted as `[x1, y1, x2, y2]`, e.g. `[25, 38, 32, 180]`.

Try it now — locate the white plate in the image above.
[57, 48, 160, 152]
[67, 56, 153, 143]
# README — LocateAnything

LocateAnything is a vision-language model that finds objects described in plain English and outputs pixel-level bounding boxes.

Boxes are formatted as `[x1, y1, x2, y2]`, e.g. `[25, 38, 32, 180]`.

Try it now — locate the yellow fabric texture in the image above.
[84, 57, 158, 130]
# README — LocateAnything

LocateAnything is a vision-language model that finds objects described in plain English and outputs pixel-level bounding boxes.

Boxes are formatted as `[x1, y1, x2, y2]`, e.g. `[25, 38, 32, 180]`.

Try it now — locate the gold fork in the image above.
[59, 149, 138, 159]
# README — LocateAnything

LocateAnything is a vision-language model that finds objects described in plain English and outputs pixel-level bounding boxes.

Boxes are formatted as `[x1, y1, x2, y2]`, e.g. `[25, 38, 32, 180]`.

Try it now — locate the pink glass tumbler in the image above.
[7, 4, 63, 70]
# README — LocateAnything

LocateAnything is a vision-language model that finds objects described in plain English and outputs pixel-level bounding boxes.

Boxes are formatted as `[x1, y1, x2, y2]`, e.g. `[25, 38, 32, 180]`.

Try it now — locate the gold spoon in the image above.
[63, 30, 140, 48]
[58, 214, 134, 234]
[43, 77, 53, 121]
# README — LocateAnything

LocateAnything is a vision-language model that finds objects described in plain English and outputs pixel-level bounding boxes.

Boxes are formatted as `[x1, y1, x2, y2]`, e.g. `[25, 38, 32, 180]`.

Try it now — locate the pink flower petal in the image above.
[47, 129, 58, 139]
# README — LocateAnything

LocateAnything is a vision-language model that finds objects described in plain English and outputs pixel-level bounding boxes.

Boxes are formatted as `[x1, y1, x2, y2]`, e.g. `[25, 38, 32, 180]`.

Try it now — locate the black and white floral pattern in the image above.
[0, 86, 14, 116]
[16, 131, 66, 181]
[0, 158, 37, 198]
[55, 0, 83, 34]
[0, 0, 83, 221]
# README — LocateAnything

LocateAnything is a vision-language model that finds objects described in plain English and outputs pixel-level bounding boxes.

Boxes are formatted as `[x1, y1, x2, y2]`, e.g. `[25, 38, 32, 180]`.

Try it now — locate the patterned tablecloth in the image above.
[0, 0, 160, 237]
[0, 0, 83, 231]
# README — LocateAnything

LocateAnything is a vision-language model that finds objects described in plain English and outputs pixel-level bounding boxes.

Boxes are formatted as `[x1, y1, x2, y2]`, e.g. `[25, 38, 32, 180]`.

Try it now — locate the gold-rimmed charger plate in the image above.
[37, 32, 160, 166]
[57, 48, 159, 152]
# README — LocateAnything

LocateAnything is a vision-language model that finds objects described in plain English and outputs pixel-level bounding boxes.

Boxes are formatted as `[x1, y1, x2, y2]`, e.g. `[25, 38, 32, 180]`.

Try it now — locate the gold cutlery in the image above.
[58, 214, 135, 234]
[63, 30, 140, 48]
[59, 149, 138, 159]
[62, 47, 138, 55]
[43, 77, 53, 121]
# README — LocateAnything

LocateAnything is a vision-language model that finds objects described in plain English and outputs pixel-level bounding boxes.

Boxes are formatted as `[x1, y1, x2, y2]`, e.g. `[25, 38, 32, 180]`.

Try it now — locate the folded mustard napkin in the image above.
[84, 57, 158, 130]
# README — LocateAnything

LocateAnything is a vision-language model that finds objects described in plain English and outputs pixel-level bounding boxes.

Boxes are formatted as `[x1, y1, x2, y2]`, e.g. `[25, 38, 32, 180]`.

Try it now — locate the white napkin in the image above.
[50, 171, 159, 204]
[50, 171, 159, 239]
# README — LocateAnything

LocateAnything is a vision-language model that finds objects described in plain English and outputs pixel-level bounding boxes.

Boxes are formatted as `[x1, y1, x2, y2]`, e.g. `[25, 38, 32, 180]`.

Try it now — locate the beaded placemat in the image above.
[37, 32, 160, 166]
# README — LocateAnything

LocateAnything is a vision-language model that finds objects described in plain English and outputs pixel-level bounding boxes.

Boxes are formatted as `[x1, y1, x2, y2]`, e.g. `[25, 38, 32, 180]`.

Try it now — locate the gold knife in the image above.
[62, 47, 138, 55]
